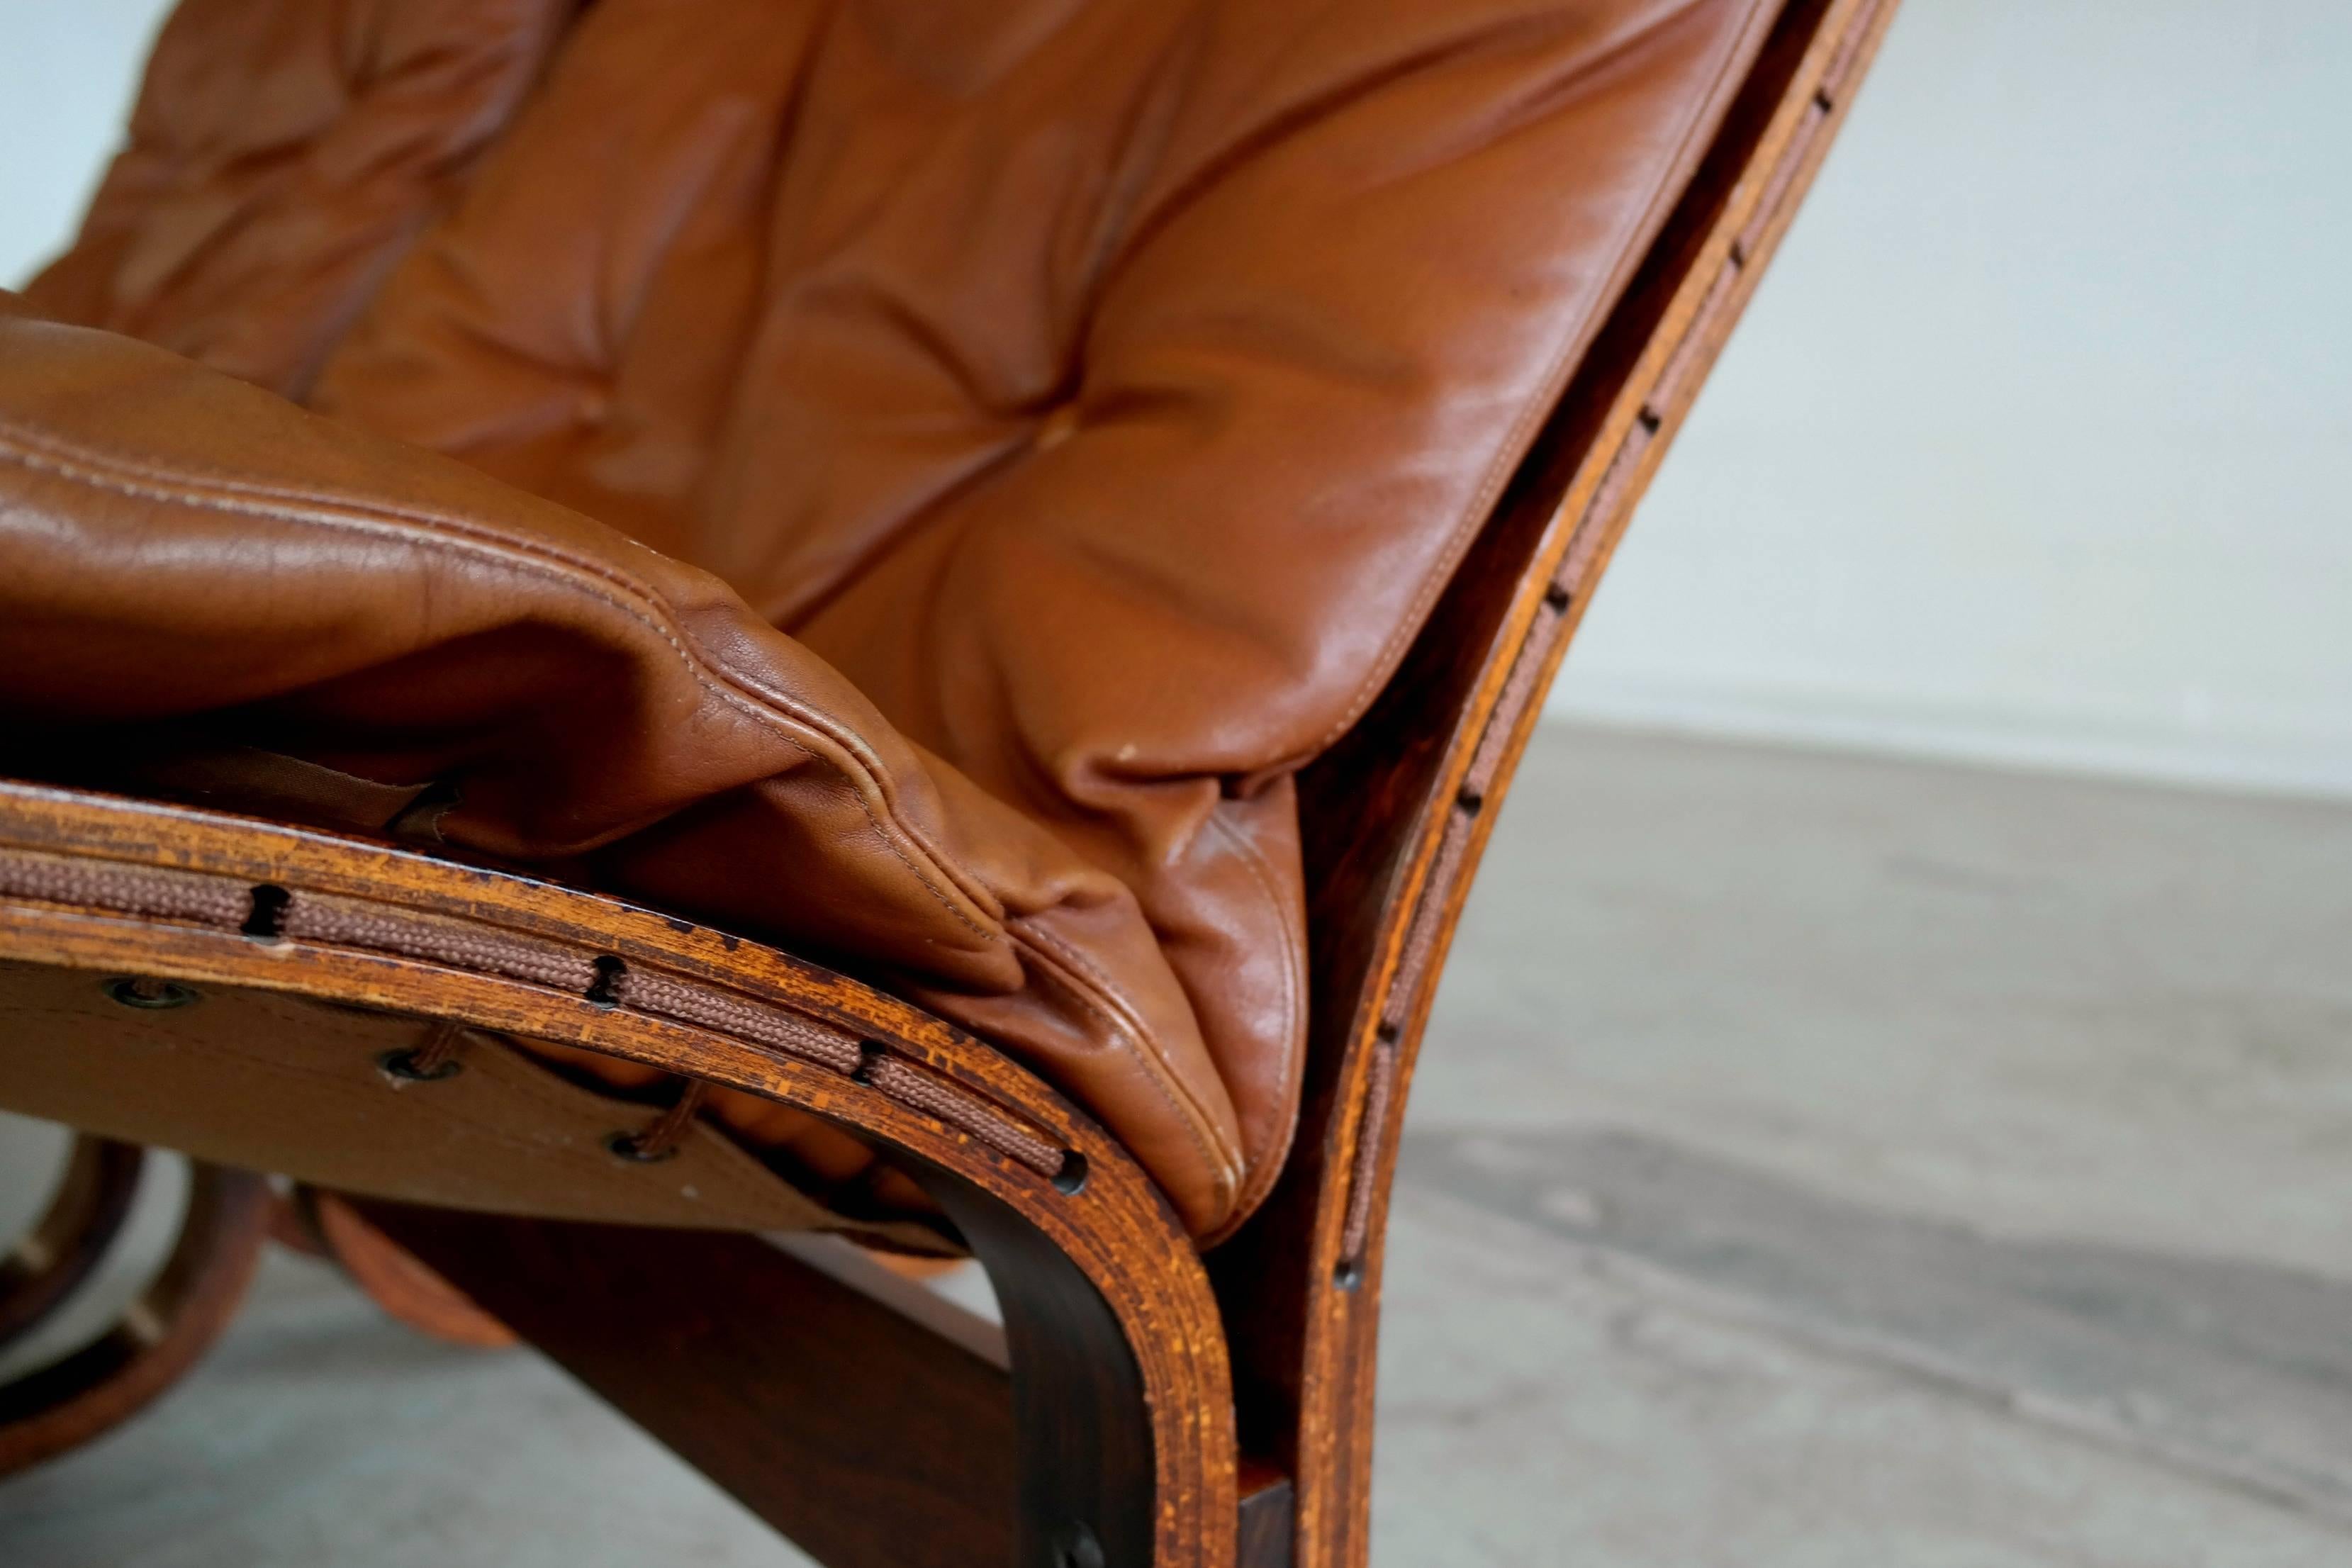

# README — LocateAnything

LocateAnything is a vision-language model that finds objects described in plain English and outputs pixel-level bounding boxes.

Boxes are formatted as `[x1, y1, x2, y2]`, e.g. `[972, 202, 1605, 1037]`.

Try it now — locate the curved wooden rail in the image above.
[0, 1156, 272, 1477]
[0, 778, 1237, 1567]
[0, 1134, 145, 1350]
[1233, 2, 1903, 1563]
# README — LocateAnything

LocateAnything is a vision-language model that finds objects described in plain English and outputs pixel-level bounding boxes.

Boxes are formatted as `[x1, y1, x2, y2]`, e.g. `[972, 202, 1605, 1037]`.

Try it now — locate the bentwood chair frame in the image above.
[0, 3, 1895, 1563]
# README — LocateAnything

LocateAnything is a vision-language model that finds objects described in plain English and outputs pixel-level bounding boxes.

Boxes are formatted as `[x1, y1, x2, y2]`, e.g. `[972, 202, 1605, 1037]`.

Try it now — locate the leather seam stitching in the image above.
[0, 419, 1000, 943]
[1202, 807, 1303, 1219]
[1007, 918, 1239, 1208]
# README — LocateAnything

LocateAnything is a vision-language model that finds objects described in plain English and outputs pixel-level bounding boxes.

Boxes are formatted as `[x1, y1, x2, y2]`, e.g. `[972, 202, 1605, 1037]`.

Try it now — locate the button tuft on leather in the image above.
[1031, 405, 1081, 453]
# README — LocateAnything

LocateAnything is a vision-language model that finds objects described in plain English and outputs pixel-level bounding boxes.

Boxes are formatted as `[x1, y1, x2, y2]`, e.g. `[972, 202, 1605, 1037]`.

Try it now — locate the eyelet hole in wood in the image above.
[242, 882, 292, 941]
[603, 1130, 682, 1165]
[377, 1048, 465, 1084]
[102, 975, 200, 1010]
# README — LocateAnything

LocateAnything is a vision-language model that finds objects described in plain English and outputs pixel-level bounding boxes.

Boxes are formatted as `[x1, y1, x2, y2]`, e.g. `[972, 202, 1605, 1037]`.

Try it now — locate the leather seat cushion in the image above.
[5, 0, 1776, 1239]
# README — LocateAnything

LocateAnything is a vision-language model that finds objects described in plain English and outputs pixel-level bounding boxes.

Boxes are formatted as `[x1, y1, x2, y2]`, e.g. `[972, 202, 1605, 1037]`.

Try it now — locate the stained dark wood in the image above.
[368, 1160, 1178, 1568]
[365, 1202, 1020, 1568]
[0, 1136, 144, 1348]
[376, 1188, 1292, 1568]
[924, 1174, 1158, 1568]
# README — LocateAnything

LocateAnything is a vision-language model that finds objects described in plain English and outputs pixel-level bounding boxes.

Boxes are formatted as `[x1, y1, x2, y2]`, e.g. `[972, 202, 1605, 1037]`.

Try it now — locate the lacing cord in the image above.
[0, 845, 1070, 1183]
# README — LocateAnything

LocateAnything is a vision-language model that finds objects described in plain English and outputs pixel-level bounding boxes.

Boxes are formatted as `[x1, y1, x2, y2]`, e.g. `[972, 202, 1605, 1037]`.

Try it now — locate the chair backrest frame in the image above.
[1210, 2, 1900, 1560]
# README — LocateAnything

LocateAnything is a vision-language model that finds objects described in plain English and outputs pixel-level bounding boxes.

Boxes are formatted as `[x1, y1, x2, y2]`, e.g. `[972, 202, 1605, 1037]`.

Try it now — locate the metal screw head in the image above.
[103, 976, 198, 1010]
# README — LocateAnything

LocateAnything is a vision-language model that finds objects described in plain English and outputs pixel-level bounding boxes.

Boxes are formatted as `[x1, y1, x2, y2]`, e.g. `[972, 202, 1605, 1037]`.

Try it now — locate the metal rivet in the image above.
[377, 1048, 463, 1084]
[1051, 1150, 1090, 1197]
[1334, 1258, 1365, 1292]
[103, 976, 198, 1011]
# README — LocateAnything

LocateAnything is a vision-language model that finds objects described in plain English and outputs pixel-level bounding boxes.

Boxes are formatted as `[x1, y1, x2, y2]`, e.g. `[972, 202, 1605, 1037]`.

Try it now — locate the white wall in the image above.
[0, 0, 173, 284]
[5, 0, 2347, 797]
[1557, 0, 2352, 797]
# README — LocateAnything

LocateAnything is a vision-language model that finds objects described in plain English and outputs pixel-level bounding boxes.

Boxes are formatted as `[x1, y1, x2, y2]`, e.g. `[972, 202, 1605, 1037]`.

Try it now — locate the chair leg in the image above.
[0, 1135, 145, 1349]
[364, 1202, 1028, 1566]
[364, 1147, 1299, 1568]
[364, 1172, 1177, 1568]
[926, 1175, 1156, 1568]
[0, 1159, 272, 1477]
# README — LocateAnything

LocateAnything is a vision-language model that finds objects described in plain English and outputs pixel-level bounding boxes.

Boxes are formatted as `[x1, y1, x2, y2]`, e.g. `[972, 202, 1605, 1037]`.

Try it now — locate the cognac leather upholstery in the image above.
[0, 0, 1776, 1239]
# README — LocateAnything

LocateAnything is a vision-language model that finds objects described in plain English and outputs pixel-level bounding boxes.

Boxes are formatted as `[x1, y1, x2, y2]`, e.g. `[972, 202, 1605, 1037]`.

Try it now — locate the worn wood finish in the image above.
[0, 778, 1238, 1567]
[924, 1174, 1160, 1568]
[1219, 2, 1903, 1563]
[0, 1158, 271, 1477]
[0, 1135, 144, 1348]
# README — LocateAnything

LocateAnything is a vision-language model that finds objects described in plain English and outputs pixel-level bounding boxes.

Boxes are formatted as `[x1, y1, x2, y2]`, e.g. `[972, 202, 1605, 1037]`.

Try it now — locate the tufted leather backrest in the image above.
[23, 0, 1781, 1238]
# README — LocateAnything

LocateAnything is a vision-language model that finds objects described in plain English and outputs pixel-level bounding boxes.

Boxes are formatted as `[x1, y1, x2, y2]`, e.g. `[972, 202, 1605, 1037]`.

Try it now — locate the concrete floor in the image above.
[3, 723, 2348, 1565]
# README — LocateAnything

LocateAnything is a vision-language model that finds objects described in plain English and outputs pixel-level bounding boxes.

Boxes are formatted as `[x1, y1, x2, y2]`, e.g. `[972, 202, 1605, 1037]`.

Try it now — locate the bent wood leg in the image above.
[0, 1134, 145, 1348]
[0, 1158, 271, 1476]
[921, 1178, 1296, 1568]
[0, 778, 1242, 1563]
[369, 1191, 1298, 1568]
[364, 1202, 1025, 1568]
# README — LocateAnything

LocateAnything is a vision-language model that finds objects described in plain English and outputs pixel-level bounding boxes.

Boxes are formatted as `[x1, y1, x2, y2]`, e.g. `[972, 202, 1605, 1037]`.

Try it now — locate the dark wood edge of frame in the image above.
[0, 778, 1238, 1567]
[1223, 2, 1904, 1564]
